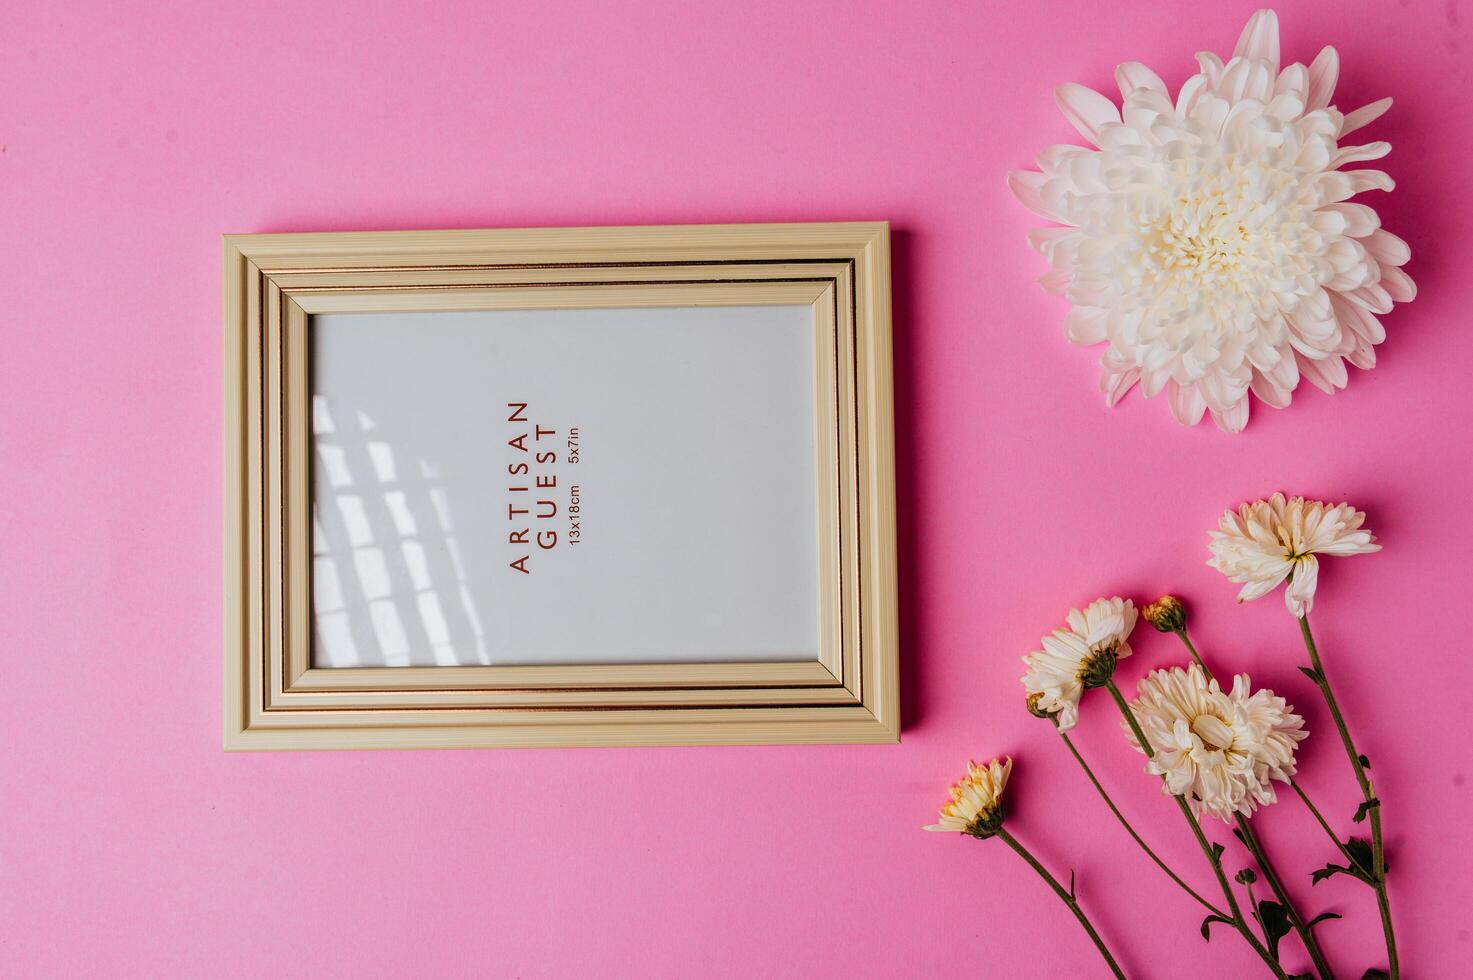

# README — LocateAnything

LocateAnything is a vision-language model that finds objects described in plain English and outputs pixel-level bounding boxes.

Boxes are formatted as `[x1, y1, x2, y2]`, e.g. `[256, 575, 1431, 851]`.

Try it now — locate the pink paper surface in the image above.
[1, 1, 1468, 976]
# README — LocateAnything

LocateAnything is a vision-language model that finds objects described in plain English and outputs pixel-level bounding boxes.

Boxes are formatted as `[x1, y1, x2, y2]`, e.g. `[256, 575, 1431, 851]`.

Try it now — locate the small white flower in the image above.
[1022, 597, 1137, 732]
[923, 757, 1013, 837]
[1208, 492, 1379, 616]
[1010, 9, 1414, 432]
[1125, 666, 1306, 822]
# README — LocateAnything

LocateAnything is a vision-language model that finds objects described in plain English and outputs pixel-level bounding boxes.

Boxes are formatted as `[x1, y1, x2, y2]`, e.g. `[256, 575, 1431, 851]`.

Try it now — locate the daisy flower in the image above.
[1022, 597, 1136, 732]
[1208, 492, 1379, 616]
[919, 757, 1128, 976]
[1124, 666, 1306, 821]
[1010, 9, 1414, 431]
[923, 758, 1013, 837]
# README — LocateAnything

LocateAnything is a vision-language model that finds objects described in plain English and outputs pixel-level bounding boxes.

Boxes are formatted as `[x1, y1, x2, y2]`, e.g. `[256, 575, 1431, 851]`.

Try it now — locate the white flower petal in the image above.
[1064, 306, 1109, 344]
[1194, 51, 1225, 87]
[1318, 169, 1394, 203]
[1362, 229, 1410, 266]
[1329, 292, 1386, 345]
[1306, 45, 1339, 110]
[1115, 61, 1167, 99]
[1344, 282, 1394, 315]
[1007, 170, 1059, 221]
[1101, 365, 1141, 406]
[1339, 97, 1393, 137]
[1297, 350, 1349, 392]
[1174, 72, 1208, 116]
[1249, 374, 1292, 409]
[1285, 555, 1320, 615]
[1168, 380, 1208, 425]
[1319, 202, 1380, 237]
[1379, 266, 1416, 303]
[1211, 397, 1249, 433]
[1055, 83, 1121, 144]
[1274, 62, 1307, 101]
[1233, 10, 1280, 70]
[1332, 141, 1391, 167]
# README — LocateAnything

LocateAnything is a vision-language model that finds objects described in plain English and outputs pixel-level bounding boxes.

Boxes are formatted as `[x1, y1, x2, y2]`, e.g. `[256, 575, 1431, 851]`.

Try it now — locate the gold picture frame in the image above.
[223, 222, 898, 749]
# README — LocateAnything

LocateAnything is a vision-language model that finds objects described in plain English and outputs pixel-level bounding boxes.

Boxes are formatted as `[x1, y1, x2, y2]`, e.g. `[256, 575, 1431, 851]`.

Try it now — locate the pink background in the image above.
[2, 1, 1469, 976]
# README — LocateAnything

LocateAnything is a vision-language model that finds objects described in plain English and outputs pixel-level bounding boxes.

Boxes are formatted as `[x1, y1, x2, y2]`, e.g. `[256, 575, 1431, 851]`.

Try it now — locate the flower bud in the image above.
[1142, 595, 1187, 633]
[1026, 692, 1061, 725]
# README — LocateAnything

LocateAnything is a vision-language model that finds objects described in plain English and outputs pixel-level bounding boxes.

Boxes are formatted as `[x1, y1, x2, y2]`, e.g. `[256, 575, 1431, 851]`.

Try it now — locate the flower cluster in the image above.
[926, 491, 1390, 976]
[1022, 594, 1305, 820]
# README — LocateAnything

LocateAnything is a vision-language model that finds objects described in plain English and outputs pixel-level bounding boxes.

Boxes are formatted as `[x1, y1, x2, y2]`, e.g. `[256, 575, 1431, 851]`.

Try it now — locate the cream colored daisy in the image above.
[1125, 666, 1307, 822]
[923, 757, 1013, 837]
[1010, 9, 1414, 432]
[1021, 597, 1137, 732]
[1208, 492, 1379, 616]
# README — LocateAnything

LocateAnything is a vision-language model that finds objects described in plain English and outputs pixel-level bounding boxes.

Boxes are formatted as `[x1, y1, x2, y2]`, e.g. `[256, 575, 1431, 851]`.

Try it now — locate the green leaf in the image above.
[1311, 861, 1365, 886]
[1230, 827, 1247, 847]
[1361, 970, 1391, 980]
[1313, 839, 1379, 887]
[1358, 754, 1372, 769]
[1210, 842, 1225, 864]
[1199, 914, 1235, 941]
[1235, 867, 1258, 885]
[1069, 869, 1076, 900]
[1306, 911, 1343, 931]
[1352, 798, 1381, 824]
[1340, 837, 1388, 878]
[1298, 665, 1323, 684]
[1257, 900, 1293, 959]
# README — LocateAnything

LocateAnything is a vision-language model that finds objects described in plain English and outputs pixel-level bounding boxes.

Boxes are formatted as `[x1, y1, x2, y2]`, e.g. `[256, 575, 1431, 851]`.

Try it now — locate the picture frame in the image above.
[223, 221, 898, 749]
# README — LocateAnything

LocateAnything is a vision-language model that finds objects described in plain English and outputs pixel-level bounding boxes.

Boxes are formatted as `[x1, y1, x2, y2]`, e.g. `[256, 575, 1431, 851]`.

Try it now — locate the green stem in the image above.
[1105, 680, 1287, 979]
[1243, 877, 1265, 936]
[1059, 732, 1226, 917]
[1298, 614, 1398, 979]
[1174, 628, 1210, 676]
[1235, 814, 1336, 980]
[1174, 625, 1337, 978]
[1176, 798, 1286, 980]
[995, 826, 1126, 980]
[1288, 778, 1371, 877]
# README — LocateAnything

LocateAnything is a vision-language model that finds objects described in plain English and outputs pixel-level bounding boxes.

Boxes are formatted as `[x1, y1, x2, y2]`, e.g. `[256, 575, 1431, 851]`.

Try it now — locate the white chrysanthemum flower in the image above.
[1021, 597, 1137, 732]
[1125, 666, 1306, 821]
[1009, 9, 1414, 432]
[1208, 492, 1379, 616]
[923, 757, 1013, 837]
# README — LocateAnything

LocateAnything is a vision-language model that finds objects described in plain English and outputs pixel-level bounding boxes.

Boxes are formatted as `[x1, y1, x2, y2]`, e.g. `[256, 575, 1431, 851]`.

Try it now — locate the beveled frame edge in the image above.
[275, 280, 850, 705]
[224, 222, 898, 749]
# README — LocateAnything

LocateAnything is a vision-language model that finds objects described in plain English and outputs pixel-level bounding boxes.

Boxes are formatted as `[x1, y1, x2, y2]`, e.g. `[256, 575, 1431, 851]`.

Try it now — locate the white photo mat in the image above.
[310, 305, 821, 668]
